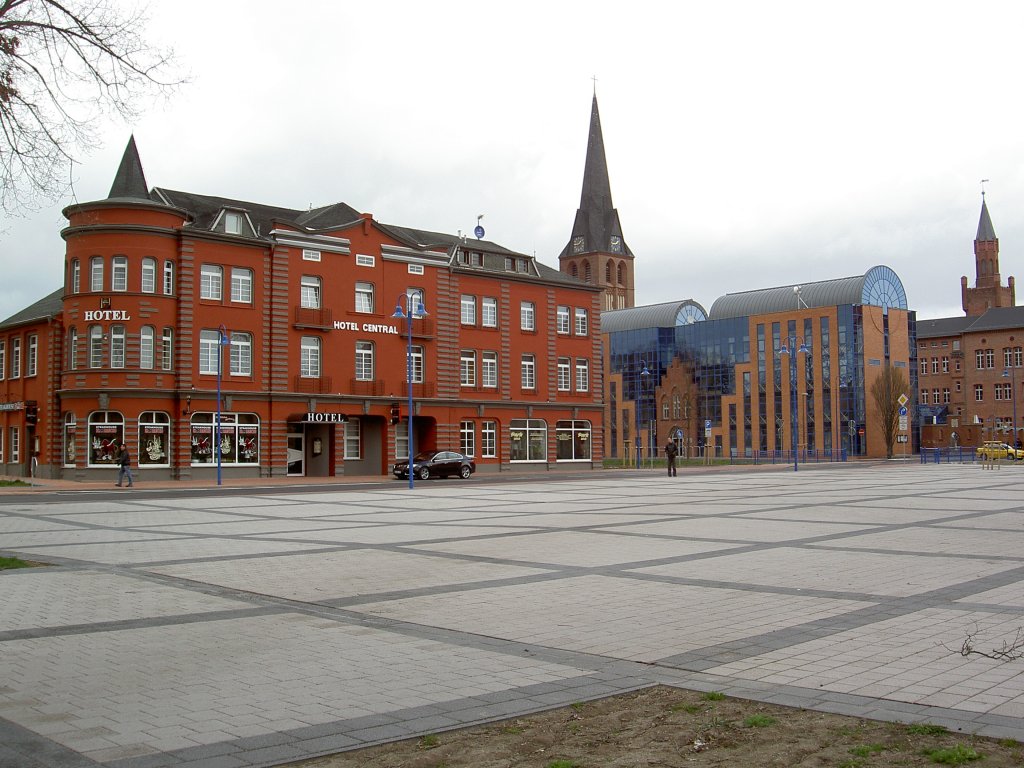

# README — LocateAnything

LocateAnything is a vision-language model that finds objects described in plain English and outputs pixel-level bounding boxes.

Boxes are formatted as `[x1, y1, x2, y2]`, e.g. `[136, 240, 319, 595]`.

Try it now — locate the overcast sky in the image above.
[3, 0, 1023, 324]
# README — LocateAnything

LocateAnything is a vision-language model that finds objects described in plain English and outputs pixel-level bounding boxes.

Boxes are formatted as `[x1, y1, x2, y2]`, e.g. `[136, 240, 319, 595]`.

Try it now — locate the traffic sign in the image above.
[898, 393, 908, 406]
[898, 406, 908, 417]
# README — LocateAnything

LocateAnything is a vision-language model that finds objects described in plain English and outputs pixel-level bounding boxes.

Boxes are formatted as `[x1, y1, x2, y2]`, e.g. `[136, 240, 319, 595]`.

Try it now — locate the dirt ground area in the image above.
[287, 685, 1023, 767]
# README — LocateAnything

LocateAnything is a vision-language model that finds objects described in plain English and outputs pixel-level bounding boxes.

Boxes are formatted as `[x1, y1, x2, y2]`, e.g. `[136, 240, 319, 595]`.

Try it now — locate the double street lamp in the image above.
[635, 361, 650, 468]
[393, 293, 428, 490]
[216, 324, 230, 486]
[778, 337, 810, 472]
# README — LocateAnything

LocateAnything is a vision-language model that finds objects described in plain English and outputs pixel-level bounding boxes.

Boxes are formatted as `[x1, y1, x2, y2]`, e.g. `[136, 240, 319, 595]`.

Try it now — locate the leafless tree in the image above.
[870, 362, 908, 459]
[0, 0, 181, 214]
[944, 624, 1024, 662]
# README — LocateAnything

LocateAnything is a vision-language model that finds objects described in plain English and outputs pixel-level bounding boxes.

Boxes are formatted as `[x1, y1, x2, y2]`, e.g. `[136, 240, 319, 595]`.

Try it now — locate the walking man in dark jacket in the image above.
[115, 442, 134, 488]
[665, 440, 678, 477]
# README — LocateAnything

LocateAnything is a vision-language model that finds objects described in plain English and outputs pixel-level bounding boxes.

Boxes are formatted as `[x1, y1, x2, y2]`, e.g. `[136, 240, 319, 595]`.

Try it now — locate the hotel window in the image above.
[68, 327, 78, 370]
[557, 357, 571, 391]
[520, 301, 535, 331]
[395, 421, 409, 460]
[557, 305, 570, 334]
[920, 389, 928, 405]
[931, 357, 939, 374]
[163, 260, 175, 295]
[224, 211, 243, 235]
[932, 388, 940, 403]
[482, 296, 497, 327]
[89, 326, 103, 368]
[575, 307, 589, 336]
[481, 421, 496, 457]
[162, 328, 173, 371]
[300, 275, 321, 309]
[942, 356, 949, 373]
[460, 350, 476, 387]
[344, 419, 361, 459]
[943, 388, 951, 404]
[355, 341, 374, 381]
[10, 337, 20, 378]
[199, 330, 221, 375]
[301, 336, 321, 378]
[304, 249, 322, 262]
[230, 267, 253, 303]
[230, 332, 252, 376]
[26, 334, 37, 377]
[355, 253, 374, 266]
[409, 345, 424, 383]
[460, 420, 475, 457]
[200, 264, 223, 300]
[920, 359, 928, 376]
[975, 384, 984, 401]
[461, 295, 476, 325]
[986, 349, 995, 368]
[110, 326, 125, 368]
[521, 354, 536, 390]
[90, 256, 103, 291]
[71, 259, 80, 293]
[112, 256, 128, 291]
[9, 426, 18, 463]
[482, 351, 497, 388]
[407, 288, 425, 315]
[355, 282, 374, 313]
[575, 358, 589, 392]
[141, 257, 156, 293]
[140, 326, 154, 369]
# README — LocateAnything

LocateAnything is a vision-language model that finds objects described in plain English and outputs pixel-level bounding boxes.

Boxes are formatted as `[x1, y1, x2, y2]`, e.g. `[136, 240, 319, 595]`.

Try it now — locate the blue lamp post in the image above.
[216, 324, 230, 486]
[778, 337, 810, 472]
[393, 293, 428, 489]
[1003, 366, 1018, 447]
[636, 360, 650, 468]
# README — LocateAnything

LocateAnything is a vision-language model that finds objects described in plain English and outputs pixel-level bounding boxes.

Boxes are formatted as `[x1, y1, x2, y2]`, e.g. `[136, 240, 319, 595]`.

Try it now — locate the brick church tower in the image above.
[559, 94, 635, 310]
[962, 193, 1015, 315]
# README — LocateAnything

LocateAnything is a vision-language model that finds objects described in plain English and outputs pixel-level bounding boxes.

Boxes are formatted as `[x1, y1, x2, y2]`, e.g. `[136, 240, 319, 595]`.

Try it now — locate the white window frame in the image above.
[355, 341, 374, 381]
[26, 334, 37, 377]
[71, 259, 80, 293]
[230, 267, 253, 303]
[301, 336, 321, 378]
[141, 257, 156, 293]
[461, 295, 476, 325]
[140, 326, 154, 369]
[10, 337, 20, 378]
[301, 275, 321, 309]
[344, 419, 361, 459]
[355, 282, 374, 313]
[89, 326, 103, 368]
[482, 297, 497, 328]
[68, 327, 78, 370]
[556, 305, 570, 334]
[521, 354, 536, 390]
[90, 256, 103, 291]
[302, 249, 322, 262]
[163, 260, 175, 295]
[112, 256, 128, 292]
[200, 264, 223, 300]
[199, 329, 221, 375]
[460, 350, 476, 387]
[481, 420, 496, 458]
[482, 351, 497, 388]
[224, 211, 243, 235]
[575, 358, 590, 392]
[557, 357, 571, 391]
[355, 254, 374, 267]
[460, 420, 475, 458]
[9, 426, 19, 463]
[0, 340, 4, 380]
[520, 301, 535, 331]
[575, 307, 589, 336]
[230, 332, 252, 376]
[410, 345, 424, 384]
[162, 328, 173, 371]
[395, 420, 409, 460]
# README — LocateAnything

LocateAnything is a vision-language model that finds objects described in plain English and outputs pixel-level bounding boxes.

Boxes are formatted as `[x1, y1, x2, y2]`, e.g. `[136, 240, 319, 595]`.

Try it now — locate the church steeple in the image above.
[107, 135, 151, 200]
[559, 94, 635, 310]
[962, 192, 1015, 315]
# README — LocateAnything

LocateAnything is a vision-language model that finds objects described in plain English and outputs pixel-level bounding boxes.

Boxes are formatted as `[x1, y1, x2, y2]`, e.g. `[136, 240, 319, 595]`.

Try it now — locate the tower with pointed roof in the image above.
[962, 193, 1015, 315]
[559, 94, 635, 310]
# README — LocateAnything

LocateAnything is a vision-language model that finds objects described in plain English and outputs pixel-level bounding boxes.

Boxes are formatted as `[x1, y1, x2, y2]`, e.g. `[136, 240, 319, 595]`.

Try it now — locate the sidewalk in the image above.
[3, 463, 1021, 768]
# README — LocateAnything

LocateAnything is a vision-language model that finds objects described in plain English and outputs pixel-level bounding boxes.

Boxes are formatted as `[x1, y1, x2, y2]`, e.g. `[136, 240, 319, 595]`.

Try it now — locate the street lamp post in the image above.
[393, 293, 427, 490]
[636, 361, 650, 468]
[778, 337, 810, 472]
[1003, 366, 1018, 447]
[216, 324, 230, 486]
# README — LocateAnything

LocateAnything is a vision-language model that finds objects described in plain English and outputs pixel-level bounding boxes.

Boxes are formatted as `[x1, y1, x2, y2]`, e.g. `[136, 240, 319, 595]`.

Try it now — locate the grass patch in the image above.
[702, 691, 726, 701]
[0, 479, 30, 487]
[926, 744, 983, 764]
[417, 734, 439, 749]
[545, 761, 580, 768]
[998, 737, 1019, 748]
[743, 714, 777, 728]
[671, 703, 703, 714]
[908, 723, 949, 736]
[849, 743, 886, 757]
[0, 556, 32, 570]
[499, 724, 525, 735]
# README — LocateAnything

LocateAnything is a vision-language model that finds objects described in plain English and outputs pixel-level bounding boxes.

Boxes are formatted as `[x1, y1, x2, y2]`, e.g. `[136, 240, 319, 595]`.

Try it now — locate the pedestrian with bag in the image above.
[115, 441, 134, 488]
[665, 439, 678, 477]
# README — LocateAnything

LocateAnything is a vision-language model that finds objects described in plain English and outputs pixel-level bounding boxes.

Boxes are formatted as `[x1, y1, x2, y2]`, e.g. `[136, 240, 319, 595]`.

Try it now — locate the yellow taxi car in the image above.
[976, 441, 1024, 460]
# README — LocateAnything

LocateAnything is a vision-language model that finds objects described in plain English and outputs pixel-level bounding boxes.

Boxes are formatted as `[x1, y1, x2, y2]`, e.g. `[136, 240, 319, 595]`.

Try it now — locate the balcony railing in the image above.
[402, 381, 436, 398]
[350, 378, 386, 396]
[294, 375, 333, 394]
[294, 306, 333, 328]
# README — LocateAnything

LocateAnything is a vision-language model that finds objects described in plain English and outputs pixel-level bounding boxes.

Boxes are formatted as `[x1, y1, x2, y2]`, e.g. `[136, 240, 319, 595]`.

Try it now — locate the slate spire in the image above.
[107, 135, 150, 200]
[976, 194, 997, 242]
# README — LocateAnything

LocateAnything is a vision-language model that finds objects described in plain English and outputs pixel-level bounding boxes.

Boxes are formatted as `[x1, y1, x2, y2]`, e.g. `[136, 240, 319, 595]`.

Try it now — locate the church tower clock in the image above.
[559, 94, 635, 310]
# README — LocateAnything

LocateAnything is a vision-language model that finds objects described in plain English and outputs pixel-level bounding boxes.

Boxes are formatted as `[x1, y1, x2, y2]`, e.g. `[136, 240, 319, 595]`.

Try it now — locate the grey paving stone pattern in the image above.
[3, 464, 1024, 767]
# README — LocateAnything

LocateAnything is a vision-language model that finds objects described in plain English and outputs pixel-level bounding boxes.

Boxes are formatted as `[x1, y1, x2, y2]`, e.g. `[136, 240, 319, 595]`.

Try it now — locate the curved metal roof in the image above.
[601, 299, 707, 333]
[708, 265, 907, 320]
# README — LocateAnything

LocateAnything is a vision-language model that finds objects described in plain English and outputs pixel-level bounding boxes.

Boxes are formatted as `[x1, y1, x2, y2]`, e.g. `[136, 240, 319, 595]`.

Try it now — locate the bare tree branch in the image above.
[0, 0, 182, 214]
[942, 624, 1024, 663]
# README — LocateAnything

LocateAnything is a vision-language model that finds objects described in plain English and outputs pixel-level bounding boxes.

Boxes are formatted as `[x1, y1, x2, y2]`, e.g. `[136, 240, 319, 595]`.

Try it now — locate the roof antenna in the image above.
[592, 75, 598, 96]
[794, 285, 808, 310]
[981, 179, 989, 198]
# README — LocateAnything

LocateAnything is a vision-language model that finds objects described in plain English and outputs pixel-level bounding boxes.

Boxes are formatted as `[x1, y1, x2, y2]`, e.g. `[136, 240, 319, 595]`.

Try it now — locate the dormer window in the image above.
[224, 211, 243, 235]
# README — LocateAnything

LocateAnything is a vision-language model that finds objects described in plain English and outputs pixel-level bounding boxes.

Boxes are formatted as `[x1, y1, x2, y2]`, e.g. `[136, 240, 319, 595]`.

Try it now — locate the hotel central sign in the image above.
[333, 321, 399, 334]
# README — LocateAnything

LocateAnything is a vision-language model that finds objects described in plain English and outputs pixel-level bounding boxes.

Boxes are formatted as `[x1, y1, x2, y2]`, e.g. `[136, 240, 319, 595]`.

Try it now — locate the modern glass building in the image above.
[603, 266, 916, 460]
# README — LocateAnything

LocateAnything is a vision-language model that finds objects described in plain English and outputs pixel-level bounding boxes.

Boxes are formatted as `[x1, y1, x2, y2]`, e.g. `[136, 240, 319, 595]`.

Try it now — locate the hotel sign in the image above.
[333, 321, 399, 334]
[0, 401, 24, 411]
[83, 310, 132, 321]
[304, 412, 348, 423]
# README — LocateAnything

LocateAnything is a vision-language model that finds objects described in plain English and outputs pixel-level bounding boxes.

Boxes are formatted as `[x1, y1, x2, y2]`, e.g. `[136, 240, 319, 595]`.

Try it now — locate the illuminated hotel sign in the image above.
[332, 321, 399, 334]
[304, 412, 348, 423]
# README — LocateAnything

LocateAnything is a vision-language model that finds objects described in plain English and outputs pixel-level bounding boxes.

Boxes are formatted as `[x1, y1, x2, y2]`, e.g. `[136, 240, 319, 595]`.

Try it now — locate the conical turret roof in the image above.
[107, 136, 151, 200]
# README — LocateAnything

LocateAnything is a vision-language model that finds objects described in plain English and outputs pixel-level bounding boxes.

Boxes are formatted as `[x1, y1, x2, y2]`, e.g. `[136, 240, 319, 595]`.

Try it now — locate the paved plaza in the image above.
[3, 463, 1024, 767]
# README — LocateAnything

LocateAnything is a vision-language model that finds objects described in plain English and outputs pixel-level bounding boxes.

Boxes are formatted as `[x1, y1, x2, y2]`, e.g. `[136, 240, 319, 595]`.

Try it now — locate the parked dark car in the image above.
[393, 450, 476, 480]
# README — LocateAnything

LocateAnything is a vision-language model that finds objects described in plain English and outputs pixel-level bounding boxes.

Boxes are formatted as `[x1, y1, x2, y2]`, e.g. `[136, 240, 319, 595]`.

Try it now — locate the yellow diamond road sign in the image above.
[898, 393, 909, 407]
